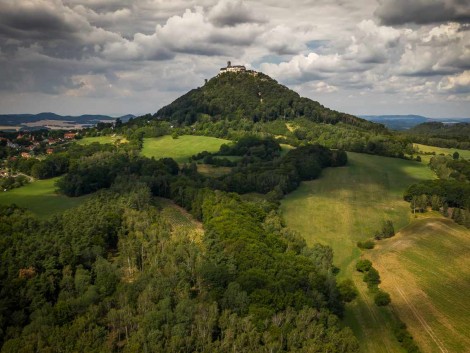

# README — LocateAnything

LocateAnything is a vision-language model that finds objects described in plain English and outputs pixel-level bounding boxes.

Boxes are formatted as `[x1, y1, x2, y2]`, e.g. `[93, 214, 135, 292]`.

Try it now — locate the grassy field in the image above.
[77, 135, 128, 145]
[141, 135, 231, 163]
[0, 177, 89, 217]
[281, 152, 435, 353]
[414, 143, 470, 163]
[368, 215, 470, 353]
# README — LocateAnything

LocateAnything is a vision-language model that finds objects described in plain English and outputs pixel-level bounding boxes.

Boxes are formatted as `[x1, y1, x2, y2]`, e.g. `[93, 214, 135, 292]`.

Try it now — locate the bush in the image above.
[337, 279, 358, 303]
[375, 220, 395, 240]
[363, 267, 381, 288]
[357, 240, 375, 249]
[392, 319, 422, 352]
[356, 259, 372, 272]
[374, 290, 391, 306]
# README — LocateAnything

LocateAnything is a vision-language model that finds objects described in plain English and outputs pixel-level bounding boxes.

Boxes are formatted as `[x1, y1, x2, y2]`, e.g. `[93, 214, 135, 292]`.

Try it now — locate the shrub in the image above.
[374, 290, 391, 306]
[356, 259, 372, 272]
[338, 279, 358, 303]
[357, 240, 375, 249]
[363, 267, 381, 288]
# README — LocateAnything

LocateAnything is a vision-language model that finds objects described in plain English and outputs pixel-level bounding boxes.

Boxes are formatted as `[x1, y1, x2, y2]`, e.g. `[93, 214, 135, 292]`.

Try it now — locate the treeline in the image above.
[406, 122, 470, 150]
[404, 179, 470, 209]
[57, 137, 346, 200]
[190, 136, 282, 167]
[57, 152, 178, 197]
[0, 181, 359, 352]
[405, 179, 470, 228]
[211, 144, 347, 196]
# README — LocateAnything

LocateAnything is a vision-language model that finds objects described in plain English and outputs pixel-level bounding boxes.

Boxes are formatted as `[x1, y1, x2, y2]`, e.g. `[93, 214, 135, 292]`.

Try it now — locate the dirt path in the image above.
[392, 282, 449, 353]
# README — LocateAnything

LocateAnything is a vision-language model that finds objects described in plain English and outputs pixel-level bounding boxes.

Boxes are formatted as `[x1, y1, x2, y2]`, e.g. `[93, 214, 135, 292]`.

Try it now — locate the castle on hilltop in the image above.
[219, 61, 246, 74]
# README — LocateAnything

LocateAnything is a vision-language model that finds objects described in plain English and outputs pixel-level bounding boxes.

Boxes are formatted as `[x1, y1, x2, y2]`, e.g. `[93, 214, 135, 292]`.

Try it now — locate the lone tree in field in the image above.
[374, 220, 395, 240]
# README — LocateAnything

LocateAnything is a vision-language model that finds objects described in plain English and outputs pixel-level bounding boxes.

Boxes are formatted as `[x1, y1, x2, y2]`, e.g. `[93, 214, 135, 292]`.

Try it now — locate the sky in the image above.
[0, 0, 469, 118]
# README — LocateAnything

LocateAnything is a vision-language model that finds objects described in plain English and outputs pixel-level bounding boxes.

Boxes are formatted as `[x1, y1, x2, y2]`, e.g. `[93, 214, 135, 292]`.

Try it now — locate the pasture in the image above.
[141, 135, 231, 163]
[369, 216, 470, 353]
[77, 135, 128, 145]
[281, 152, 435, 353]
[0, 177, 89, 217]
[414, 143, 470, 163]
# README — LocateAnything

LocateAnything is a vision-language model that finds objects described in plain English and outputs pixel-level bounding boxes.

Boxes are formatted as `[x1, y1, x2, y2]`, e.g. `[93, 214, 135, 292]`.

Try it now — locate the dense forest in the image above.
[0, 136, 360, 352]
[405, 122, 470, 150]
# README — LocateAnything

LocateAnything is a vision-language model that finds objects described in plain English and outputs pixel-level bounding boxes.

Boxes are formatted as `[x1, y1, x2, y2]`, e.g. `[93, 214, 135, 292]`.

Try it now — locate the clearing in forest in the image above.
[141, 135, 231, 163]
[281, 152, 435, 353]
[155, 197, 204, 243]
[0, 177, 89, 217]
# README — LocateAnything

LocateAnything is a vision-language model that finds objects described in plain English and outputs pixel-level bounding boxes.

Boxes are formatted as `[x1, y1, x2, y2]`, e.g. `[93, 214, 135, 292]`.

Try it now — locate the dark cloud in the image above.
[0, 0, 468, 117]
[0, 2, 79, 41]
[375, 0, 470, 25]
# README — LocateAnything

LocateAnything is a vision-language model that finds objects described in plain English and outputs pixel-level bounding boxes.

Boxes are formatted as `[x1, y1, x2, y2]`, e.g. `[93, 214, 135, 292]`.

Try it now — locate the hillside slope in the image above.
[155, 71, 382, 131]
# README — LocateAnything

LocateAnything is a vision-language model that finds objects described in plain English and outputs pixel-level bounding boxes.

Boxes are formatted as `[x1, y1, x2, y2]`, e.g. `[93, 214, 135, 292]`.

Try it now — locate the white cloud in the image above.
[438, 70, 470, 94]
[0, 0, 468, 118]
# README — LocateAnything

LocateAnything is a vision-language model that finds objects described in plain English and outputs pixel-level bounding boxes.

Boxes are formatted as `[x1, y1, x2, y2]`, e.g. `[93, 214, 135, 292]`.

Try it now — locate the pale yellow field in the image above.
[368, 216, 470, 353]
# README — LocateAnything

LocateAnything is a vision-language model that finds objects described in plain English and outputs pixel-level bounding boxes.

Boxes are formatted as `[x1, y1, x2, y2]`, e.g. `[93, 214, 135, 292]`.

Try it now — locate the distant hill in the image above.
[406, 121, 470, 139]
[0, 113, 135, 131]
[360, 115, 470, 130]
[154, 71, 382, 131]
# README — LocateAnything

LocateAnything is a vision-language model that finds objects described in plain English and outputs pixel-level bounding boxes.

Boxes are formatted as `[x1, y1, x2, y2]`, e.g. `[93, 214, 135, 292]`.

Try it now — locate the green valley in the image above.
[281, 152, 436, 353]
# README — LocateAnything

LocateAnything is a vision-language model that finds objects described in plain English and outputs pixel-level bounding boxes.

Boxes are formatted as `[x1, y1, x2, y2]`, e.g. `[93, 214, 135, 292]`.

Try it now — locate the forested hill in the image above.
[154, 71, 383, 131]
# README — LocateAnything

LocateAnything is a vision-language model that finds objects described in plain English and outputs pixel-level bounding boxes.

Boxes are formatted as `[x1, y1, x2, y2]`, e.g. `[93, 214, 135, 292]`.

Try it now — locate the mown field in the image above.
[0, 177, 89, 217]
[141, 135, 231, 163]
[369, 215, 470, 353]
[414, 143, 470, 163]
[77, 135, 128, 145]
[281, 152, 435, 353]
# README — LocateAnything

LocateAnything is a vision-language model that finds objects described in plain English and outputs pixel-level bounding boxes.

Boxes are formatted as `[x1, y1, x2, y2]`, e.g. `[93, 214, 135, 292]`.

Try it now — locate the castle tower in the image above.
[227, 61, 231, 67]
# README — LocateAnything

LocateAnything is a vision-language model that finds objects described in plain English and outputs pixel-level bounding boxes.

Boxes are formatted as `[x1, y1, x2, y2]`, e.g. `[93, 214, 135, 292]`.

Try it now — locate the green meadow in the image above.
[141, 135, 231, 163]
[414, 143, 470, 163]
[77, 135, 128, 145]
[281, 152, 435, 353]
[0, 178, 89, 217]
[369, 216, 470, 353]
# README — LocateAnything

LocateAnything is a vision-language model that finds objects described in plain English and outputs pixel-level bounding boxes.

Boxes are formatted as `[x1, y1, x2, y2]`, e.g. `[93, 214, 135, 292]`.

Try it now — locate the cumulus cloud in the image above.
[438, 70, 470, 93]
[398, 23, 470, 76]
[208, 0, 266, 27]
[0, 0, 468, 117]
[375, 0, 470, 25]
[345, 20, 401, 64]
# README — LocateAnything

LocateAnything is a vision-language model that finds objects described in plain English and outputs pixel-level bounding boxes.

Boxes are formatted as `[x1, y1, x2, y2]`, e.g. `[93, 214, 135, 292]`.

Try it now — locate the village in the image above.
[0, 131, 78, 188]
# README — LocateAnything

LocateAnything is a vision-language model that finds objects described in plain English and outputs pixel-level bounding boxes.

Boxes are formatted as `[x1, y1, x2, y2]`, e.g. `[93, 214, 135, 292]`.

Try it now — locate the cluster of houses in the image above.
[0, 132, 77, 159]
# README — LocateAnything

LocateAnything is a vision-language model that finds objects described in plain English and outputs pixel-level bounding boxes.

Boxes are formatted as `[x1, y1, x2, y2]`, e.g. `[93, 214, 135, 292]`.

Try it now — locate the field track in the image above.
[369, 216, 470, 353]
